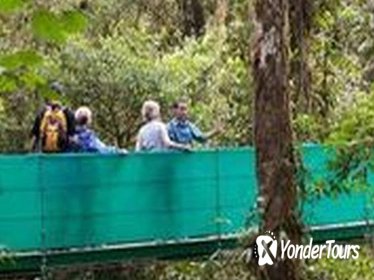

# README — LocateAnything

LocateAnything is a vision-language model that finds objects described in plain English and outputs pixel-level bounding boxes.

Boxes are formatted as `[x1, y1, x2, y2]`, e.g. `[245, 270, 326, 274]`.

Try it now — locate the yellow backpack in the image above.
[39, 108, 67, 152]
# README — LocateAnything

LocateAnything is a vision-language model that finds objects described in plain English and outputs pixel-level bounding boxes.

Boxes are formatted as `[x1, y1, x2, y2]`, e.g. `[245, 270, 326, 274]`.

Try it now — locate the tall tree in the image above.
[290, 0, 312, 113]
[252, 0, 301, 279]
[177, 0, 206, 37]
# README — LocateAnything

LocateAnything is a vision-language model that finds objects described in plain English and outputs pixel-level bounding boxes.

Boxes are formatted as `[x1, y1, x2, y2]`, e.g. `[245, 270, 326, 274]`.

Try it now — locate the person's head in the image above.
[142, 100, 161, 122]
[49, 100, 62, 111]
[173, 99, 189, 121]
[50, 81, 65, 95]
[171, 102, 179, 118]
[75, 106, 92, 126]
[45, 82, 65, 108]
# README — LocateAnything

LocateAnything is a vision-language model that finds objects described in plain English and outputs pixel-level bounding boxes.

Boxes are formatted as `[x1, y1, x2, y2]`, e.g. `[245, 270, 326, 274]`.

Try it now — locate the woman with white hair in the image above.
[74, 106, 127, 154]
[136, 100, 190, 151]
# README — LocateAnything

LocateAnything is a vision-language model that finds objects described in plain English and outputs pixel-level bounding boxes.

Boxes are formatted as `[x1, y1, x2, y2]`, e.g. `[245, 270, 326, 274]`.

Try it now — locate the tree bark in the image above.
[252, 0, 301, 279]
[290, 0, 312, 113]
[178, 0, 205, 37]
[214, 0, 228, 25]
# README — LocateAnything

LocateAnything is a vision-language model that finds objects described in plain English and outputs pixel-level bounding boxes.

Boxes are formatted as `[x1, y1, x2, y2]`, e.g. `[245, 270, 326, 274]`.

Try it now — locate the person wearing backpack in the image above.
[73, 106, 127, 154]
[30, 82, 75, 153]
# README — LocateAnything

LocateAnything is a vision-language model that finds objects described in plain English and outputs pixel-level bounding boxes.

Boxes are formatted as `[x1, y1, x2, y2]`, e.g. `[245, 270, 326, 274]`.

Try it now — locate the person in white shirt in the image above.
[136, 100, 190, 152]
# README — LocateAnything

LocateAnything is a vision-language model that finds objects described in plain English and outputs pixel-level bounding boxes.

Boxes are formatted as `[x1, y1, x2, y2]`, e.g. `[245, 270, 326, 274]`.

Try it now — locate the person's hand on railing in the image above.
[176, 143, 192, 152]
[183, 144, 193, 152]
[118, 148, 128, 155]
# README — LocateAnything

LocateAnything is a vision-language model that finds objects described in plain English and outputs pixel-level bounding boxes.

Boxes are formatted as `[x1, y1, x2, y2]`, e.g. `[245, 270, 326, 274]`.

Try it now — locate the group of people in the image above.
[30, 83, 222, 154]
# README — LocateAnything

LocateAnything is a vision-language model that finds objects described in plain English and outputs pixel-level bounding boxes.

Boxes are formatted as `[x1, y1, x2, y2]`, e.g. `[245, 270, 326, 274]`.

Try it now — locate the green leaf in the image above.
[0, 75, 17, 92]
[31, 10, 87, 43]
[31, 10, 67, 43]
[61, 11, 87, 34]
[0, 50, 43, 70]
[19, 70, 45, 90]
[0, 0, 26, 13]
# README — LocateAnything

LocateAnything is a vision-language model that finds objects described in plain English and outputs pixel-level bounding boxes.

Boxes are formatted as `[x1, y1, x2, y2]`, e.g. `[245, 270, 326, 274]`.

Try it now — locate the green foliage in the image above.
[45, 246, 374, 280]
[304, 247, 374, 280]
[0, 1, 373, 279]
[0, 249, 13, 266]
[31, 10, 67, 43]
[60, 11, 88, 34]
[56, 27, 250, 147]
[0, 0, 373, 151]
[0, 75, 17, 92]
[0, 0, 26, 13]
[0, 1, 89, 152]
[0, 0, 372, 152]
[0, 0, 253, 151]
[327, 93, 374, 144]
[293, 114, 323, 143]
[31, 9, 87, 43]
[5, 0, 371, 151]
[0, 50, 42, 70]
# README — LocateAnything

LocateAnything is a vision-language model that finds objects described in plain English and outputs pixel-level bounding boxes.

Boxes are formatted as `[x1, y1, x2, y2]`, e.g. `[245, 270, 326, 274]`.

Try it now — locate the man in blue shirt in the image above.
[167, 100, 222, 145]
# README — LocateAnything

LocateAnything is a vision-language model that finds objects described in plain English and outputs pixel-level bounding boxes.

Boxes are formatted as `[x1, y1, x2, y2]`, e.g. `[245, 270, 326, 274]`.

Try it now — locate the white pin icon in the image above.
[256, 231, 277, 266]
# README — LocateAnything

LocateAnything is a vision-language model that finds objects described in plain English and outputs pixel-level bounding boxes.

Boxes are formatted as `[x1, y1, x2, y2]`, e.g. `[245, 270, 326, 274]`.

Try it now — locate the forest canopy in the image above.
[0, 0, 373, 152]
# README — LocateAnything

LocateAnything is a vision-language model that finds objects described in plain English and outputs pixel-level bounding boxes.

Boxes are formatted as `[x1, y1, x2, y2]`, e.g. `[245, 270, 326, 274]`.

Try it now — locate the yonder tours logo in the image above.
[253, 231, 360, 266]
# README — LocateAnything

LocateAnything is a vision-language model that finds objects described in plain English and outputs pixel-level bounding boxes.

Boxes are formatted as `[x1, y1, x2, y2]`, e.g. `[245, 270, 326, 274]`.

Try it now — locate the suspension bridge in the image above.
[0, 146, 373, 273]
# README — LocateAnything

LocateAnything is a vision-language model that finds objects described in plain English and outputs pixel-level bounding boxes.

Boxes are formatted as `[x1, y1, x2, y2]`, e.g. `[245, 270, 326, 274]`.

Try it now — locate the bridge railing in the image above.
[0, 146, 373, 253]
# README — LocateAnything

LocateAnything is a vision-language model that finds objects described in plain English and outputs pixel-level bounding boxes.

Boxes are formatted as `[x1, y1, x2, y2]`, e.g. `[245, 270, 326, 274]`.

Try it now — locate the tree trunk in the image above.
[178, 0, 205, 37]
[252, 0, 301, 279]
[214, 0, 228, 25]
[290, 0, 312, 113]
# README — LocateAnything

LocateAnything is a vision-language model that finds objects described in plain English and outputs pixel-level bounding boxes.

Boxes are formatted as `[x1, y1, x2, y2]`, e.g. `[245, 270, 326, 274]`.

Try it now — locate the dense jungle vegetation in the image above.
[1, 1, 374, 279]
[1, 0, 374, 152]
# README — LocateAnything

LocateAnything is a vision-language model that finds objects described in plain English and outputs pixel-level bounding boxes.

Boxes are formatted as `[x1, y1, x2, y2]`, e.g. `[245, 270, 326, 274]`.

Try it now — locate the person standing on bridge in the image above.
[136, 100, 190, 152]
[73, 106, 127, 154]
[167, 99, 223, 146]
[30, 82, 76, 153]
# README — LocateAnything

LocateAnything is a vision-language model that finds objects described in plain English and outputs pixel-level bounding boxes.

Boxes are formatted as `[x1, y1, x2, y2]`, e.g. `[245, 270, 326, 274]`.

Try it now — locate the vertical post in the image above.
[38, 155, 48, 279]
[214, 148, 222, 247]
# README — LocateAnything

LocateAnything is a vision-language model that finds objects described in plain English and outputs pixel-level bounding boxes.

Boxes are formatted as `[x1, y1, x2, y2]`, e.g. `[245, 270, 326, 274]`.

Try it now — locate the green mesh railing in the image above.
[0, 146, 373, 254]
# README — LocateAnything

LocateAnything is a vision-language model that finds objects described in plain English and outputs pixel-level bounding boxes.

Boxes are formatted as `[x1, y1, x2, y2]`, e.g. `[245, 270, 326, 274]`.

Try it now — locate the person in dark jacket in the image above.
[30, 82, 75, 152]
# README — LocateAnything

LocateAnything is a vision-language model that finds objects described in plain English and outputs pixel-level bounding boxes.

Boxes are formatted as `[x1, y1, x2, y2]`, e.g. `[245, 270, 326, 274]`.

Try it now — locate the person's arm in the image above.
[96, 139, 127, 154]
[64, 108, 76, 137]
[204, 128, 221, 139]
[190, 122, 208, 143]
[91, 133, 127, 154]
[160, 124, 190, 151]
[135, 133, 142, 152]
[191, 122, 223, 143]
[167, 122, 177, 142]
[30, 109, 45, 151]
